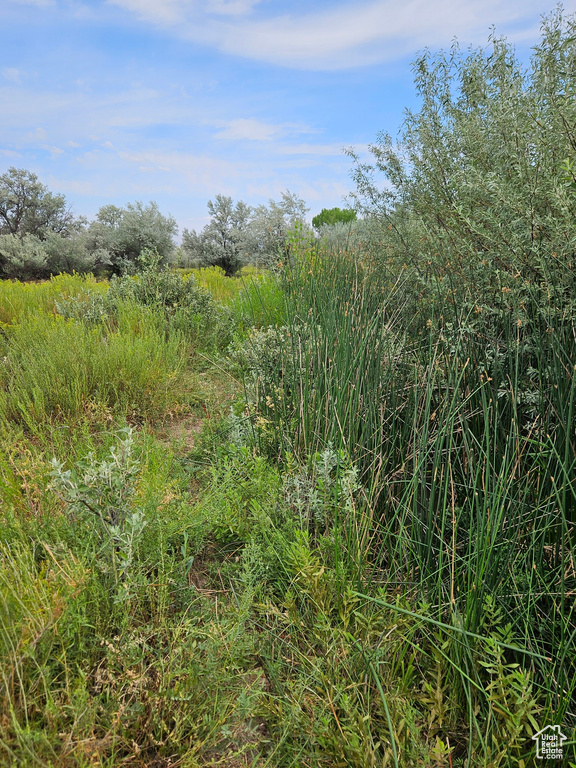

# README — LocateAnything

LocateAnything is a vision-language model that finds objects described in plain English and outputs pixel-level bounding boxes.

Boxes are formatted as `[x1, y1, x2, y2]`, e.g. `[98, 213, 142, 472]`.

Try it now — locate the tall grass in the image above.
[0, 273, 107, 325]
[245, 240, 576, 755]
[0, 305, 185, 427]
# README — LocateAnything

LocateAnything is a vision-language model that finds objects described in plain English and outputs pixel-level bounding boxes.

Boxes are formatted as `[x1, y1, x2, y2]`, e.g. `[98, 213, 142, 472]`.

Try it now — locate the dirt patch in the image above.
[162, 413, 205, 450]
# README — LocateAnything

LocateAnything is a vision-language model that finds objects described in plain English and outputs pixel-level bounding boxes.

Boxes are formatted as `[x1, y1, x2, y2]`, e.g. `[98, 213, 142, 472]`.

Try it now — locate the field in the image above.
[0, 252, 574, 767]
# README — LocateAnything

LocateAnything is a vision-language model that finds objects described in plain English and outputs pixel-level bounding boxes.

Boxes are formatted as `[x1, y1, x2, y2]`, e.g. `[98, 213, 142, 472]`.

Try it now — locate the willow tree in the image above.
[348, 8, 576, 308]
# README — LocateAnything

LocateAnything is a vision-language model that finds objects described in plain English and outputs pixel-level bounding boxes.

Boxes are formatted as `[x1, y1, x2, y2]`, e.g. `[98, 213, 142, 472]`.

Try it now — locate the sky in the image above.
[2, 0, 575, 234]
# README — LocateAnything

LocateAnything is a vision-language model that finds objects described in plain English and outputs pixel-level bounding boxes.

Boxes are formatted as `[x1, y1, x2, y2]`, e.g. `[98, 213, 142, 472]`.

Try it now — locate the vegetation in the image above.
[1, 9, 576, 767]
[312, 206, 357, 230]
[182, 191, 309, 275]
[0, 167, 76, 238]
[0, 170, 178, 279]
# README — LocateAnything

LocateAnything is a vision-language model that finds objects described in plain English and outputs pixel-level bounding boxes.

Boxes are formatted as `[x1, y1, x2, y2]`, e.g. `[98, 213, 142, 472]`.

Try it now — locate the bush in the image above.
[348, 8, 576, 326]
[50, 427, 146, 604]
[56, 260, 232, 351]
[0, 233, 48, 280]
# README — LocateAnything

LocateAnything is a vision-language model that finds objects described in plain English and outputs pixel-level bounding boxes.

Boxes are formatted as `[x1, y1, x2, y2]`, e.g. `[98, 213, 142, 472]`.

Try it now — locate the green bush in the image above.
[349, 9, 576, 331]
[57, 262, 231, 350]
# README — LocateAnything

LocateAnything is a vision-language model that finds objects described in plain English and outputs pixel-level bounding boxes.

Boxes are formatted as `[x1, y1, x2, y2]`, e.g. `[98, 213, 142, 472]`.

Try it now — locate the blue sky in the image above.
[2, 0, 574, 233]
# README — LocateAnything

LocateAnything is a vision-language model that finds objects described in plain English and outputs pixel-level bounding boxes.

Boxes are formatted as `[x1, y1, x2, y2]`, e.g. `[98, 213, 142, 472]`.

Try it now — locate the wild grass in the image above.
[0, 272, 107, 326]
[0, 259, 573, 766]
[0, 305, 186, 428]
[239, 240, 576, 762]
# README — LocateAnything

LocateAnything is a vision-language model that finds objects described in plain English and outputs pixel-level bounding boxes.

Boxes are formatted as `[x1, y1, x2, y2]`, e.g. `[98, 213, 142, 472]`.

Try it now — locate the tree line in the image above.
[0, 167, 359, 280]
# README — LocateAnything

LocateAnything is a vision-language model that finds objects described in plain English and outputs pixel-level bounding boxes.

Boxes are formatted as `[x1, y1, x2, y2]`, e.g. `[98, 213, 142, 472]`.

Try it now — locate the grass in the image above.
[0, 306, 186, 428]
[0, 259, 573, 767]
[0, 272, 107, 326]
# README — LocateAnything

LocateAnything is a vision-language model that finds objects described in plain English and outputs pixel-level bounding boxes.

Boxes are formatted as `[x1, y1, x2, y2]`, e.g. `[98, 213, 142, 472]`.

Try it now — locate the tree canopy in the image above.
[347, 8, 576, 304]
[0, 167, 75, 239]
[87, 201, 177, 274]
[0, 168, 178, 278]
[182, 191, 309, 275]
[312, 207, 356, 230]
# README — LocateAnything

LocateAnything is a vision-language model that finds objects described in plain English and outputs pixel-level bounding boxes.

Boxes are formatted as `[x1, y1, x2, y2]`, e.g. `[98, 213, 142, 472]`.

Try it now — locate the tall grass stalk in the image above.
[248, 241, 576, 748]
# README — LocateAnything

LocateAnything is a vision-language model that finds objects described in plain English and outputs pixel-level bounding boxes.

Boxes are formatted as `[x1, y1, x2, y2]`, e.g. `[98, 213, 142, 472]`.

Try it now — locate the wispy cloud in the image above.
[213, 118, 313, 142]
[214, 118, 286, 141]
[108, 0, 576, 70]
[206, 0, 262, 17]
[2, 67, 23, 83]
[7, 0, 54, 6]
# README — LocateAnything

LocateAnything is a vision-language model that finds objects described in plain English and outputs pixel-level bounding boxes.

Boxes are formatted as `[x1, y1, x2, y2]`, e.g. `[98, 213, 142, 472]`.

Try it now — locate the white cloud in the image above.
[213, 118, 312, 142]
[108, 0, 576, 70]
[28, 127, 47, 140]
[43, 145, 65, 156]
[108, 0, 187, 25]
[214, 118, 283, 141]
[7, 0, 54, 6]
[2, 68, 23, 83]
[116, 148, 249, 193]
[206, 0, 262, 16]
[277, 143, 347, 157]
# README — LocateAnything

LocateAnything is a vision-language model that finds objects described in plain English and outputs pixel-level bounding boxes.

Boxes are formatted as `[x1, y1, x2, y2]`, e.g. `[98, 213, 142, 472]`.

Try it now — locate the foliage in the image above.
[3, 14, 576, 765]
[0, 167, 76, 239]
[0, 233, 50, 279]
[347, 8, 576, 322]
[54, 256, 231, 350]
[250, 190, 310, 266]
[0, 168, 92, 279]
[182, 191, 309, 275]
[239, 240, 576, 757]
[182, 194, 252, 276]
[312, 206, 357, 230]
[0, 272, 107, 326]
[50, 428, 147, 602]
[0, 310, 185, 425]
[86, 201, 178, 274]
[0, 168, 180, 278]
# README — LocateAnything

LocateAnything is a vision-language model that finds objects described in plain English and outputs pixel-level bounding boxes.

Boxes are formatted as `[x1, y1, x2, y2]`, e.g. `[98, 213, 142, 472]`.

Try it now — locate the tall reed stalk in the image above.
[247, 239, 576, 745]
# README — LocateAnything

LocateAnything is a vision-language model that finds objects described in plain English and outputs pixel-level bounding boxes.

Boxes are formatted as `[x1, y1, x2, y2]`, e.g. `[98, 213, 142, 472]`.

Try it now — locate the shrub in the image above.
[50, 428, 146, 603]
[55, 260, 232, 350]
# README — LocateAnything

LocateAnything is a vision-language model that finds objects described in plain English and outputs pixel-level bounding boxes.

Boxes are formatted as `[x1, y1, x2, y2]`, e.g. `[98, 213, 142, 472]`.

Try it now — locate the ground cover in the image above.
[0, 258, 573, 767]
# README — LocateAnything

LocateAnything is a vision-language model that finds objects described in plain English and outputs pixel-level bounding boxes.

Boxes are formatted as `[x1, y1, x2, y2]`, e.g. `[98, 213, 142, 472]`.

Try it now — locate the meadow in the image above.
[0, 246, 574, 768]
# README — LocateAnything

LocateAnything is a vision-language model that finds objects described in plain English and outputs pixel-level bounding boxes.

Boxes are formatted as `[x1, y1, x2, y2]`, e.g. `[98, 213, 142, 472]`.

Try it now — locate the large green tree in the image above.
[312, 207, 356, 230]
[348, 8, 576, 302]
[0, 167, 75, 238]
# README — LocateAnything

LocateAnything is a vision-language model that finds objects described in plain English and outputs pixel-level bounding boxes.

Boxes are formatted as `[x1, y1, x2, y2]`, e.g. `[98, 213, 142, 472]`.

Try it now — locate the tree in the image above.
[347, 8, 576, 299]
[312, 207, 356, 230]
[86, 201, 177, 273]
[182, 195, 252, 276]
[0, 167, 75, 238]
[249, 191, 309, 265]
[182, 191, 310, 275]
